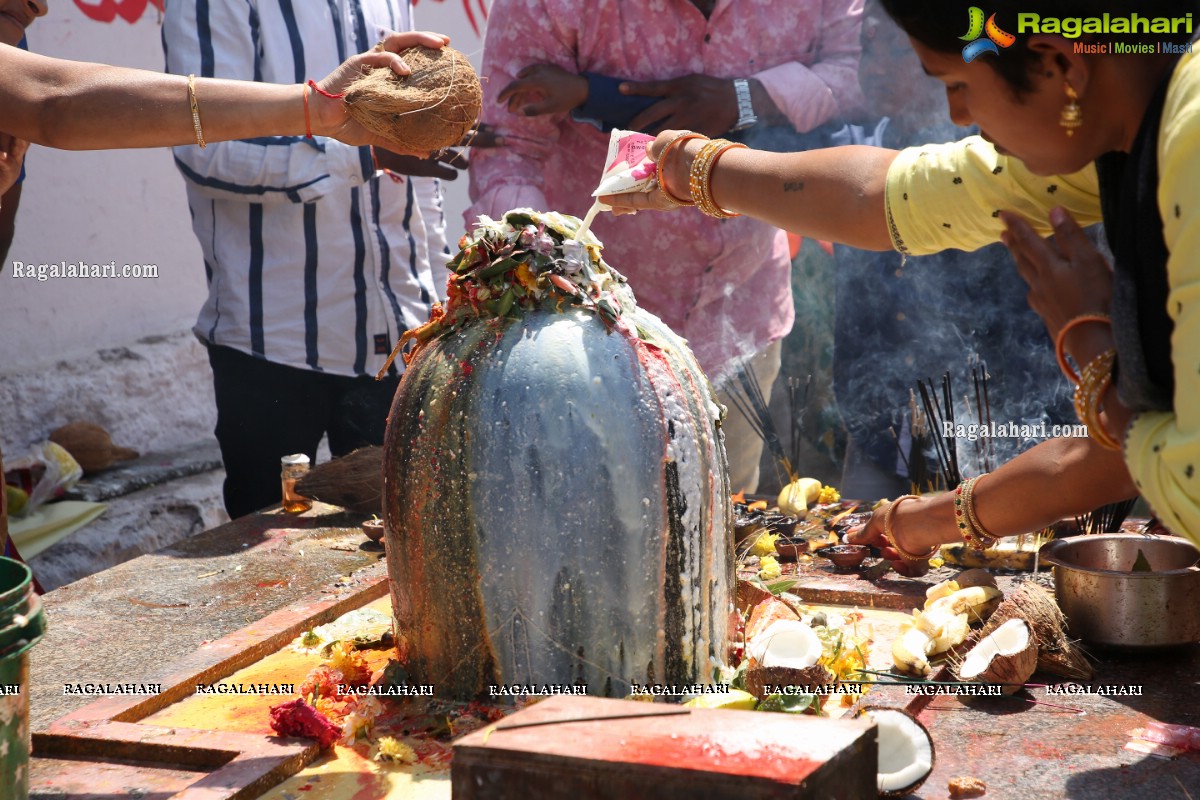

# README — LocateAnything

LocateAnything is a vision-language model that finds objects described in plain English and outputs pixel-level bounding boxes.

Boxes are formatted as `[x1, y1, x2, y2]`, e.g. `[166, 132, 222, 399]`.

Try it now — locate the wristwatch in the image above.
[731, 78, 758, 132]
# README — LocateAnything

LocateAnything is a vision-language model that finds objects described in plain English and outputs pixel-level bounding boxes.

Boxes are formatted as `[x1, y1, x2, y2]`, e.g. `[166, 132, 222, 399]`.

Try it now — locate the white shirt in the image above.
[163, 0, 443, 377]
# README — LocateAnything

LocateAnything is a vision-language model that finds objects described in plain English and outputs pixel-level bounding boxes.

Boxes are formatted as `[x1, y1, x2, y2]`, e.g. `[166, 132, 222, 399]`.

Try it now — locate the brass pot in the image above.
[1039, 534, 1200, 648]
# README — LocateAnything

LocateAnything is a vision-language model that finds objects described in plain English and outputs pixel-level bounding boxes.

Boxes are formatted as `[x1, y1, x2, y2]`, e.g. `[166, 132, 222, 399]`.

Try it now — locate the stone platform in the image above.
[28, 504, 1200, 799]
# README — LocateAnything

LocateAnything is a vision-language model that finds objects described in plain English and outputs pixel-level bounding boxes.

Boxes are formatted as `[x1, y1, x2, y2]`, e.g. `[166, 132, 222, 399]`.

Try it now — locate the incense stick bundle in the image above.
[1074, 497, 1138, 534]
[727, 365, 793, 484]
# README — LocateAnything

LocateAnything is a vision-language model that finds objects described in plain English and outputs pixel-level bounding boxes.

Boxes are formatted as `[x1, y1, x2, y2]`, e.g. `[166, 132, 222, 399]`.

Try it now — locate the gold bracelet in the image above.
[656, 132, 706, 206]
[960, 475, 998, 551]
[687, 139, 723, 215]
[1073, 348, 1121, 450]
[187, 74, 207, 149]
[688, 138, 746, 218]
[883, 494, 937, 562]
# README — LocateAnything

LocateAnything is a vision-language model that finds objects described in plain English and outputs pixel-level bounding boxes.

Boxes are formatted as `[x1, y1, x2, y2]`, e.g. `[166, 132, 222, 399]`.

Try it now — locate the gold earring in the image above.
[1060, 84, 1082, 136]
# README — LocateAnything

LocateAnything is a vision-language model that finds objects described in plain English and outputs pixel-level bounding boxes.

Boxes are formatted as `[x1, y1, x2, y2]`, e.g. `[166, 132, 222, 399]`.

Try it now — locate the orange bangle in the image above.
[302, 84, 313, 139]
[1055, 313, 1111, 382]
[656, 132, 707, 206]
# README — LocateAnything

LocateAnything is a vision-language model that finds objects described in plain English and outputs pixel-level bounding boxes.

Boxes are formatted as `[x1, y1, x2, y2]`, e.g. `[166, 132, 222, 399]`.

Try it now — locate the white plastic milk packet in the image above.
[572, 129, 657, 241]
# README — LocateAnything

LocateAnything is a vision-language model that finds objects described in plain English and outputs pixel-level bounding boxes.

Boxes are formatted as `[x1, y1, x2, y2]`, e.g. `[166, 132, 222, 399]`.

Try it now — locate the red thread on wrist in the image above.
[307, 78, 345, 100]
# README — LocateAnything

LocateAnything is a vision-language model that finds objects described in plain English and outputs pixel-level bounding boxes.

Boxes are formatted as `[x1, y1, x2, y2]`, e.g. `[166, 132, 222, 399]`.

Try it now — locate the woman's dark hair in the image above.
[880, 0, 1200, 94]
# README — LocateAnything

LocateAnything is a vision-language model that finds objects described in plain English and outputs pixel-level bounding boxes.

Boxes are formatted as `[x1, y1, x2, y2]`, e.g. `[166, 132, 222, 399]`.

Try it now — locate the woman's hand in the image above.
[0, 134, 28, 197]
[599, 129, 694, 214]
[312, 30, 452, 150]
[1000, 207, 1113, 338]
[845, 500, 935, 578]
[496, 64, 587, 117]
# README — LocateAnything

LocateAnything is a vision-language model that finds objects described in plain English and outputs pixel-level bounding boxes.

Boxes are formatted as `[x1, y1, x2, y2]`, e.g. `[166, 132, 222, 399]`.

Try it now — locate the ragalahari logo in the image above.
[961, 7, 1017, 61]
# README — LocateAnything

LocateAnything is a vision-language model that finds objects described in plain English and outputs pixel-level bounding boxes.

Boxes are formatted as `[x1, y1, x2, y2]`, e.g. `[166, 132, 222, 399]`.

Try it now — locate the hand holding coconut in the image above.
[338, 36, 482, 156]
[308, 30, 484, 154]
[0, 30, 475, 154]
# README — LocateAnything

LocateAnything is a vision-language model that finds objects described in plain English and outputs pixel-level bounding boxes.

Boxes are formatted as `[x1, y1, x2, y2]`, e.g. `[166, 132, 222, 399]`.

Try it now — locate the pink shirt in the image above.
[467, 0, 864, 379]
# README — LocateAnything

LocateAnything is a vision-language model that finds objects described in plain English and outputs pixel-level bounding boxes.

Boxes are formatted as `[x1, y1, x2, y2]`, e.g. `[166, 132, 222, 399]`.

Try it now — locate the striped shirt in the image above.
[163, 0, 444, 377]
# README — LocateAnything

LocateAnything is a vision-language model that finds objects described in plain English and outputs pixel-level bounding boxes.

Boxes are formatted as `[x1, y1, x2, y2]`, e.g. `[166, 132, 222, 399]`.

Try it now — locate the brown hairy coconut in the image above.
[345, 46, 481, 154]
[745, 664, 834, 701]
[976, 582, 1094, 681]
[49, 421, 138, 474]
[953, 568, 999, 590]
[954, 617, 1038, 695]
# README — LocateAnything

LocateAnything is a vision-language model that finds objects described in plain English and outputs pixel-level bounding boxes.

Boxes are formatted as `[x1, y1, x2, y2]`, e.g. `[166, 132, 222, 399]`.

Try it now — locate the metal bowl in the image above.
[1039, 534, 1200, 648]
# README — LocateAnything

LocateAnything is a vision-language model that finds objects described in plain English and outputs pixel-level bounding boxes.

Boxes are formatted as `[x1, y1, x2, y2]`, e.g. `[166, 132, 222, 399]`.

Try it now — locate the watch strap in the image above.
[732, 78, 758, 131]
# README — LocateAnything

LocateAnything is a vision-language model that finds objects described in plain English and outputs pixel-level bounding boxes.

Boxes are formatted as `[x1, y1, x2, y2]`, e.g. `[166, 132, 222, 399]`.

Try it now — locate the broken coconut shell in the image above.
[976, 582, 1094, 681]
[953, 568, 999, 590]
[345, 45, 481, 154]
[49, 421, 138, 474]
[745, 664, 834, 701]
[854, 706, 935, 798]
[954, 617, 1038, 695]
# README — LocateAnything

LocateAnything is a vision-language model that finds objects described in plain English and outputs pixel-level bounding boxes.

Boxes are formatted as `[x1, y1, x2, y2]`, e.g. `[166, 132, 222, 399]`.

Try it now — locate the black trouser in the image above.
[207, 344, 399, 519]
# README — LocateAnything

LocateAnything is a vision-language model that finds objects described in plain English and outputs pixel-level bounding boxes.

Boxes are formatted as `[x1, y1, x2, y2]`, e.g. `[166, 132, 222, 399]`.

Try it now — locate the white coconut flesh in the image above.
[959, 618, 1031, 679]
[867, 708, 935, 795]
[746, 620, 823, 669]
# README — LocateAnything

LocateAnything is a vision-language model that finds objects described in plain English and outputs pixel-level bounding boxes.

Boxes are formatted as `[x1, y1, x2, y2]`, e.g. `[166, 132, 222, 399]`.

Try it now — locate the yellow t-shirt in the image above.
[884, 52, 1200, 544]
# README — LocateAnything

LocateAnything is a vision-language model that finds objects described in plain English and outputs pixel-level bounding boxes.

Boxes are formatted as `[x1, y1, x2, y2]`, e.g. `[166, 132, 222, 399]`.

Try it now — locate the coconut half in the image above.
[955, 617, 1037, 695]
[745, 664, 834, 700]
[745, 620, 823, 670]
[977, 583, 1095, 681]
[856, 706, 935, 797]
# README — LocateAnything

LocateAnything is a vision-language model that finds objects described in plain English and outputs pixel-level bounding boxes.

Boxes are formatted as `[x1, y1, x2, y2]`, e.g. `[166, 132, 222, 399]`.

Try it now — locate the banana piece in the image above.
[895, 586, 1004, 673]
[892, 626, 933, 675]
[941, 542, 1039, 571]
[928, 612, 971, 655]
[927, 586, 1003, 624]
[776, 477, 822, 516]
[924, 579, 961, 608]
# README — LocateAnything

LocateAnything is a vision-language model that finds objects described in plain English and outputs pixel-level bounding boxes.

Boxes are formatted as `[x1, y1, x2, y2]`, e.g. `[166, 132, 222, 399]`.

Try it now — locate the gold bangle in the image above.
[883, 494, 937, 562]
[688, 139, 746, 218]
[1073, 348, 1121, 450]
[187, 74, 207, 149]
[656, 132, 706, 206]
[961, 475, 998, 550]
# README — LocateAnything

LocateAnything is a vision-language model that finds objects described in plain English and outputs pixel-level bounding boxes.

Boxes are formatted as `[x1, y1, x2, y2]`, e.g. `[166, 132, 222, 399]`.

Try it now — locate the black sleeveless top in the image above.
[1093, 68, 1178, 413]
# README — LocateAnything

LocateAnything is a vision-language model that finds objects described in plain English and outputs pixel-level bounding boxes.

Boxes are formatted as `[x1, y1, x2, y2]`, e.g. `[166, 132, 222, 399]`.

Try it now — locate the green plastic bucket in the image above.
[0, 557, 46, 800]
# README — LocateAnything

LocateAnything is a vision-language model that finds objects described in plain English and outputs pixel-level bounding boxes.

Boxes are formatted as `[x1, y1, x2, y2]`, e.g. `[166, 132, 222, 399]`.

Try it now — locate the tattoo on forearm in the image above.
[783, 181, 805, 192]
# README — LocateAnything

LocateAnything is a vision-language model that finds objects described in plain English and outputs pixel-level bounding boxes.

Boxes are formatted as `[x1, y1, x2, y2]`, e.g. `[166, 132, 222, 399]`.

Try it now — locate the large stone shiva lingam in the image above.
[382, 210, 731, 699]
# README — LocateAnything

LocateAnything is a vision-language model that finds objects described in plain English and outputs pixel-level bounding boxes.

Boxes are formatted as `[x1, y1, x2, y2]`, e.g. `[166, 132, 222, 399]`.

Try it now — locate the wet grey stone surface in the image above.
[30, 502, 384, 728]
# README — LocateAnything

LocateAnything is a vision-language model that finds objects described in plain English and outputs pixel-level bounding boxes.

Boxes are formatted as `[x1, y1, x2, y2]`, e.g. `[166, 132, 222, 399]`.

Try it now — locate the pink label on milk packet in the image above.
[606, 132, 654, 172]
